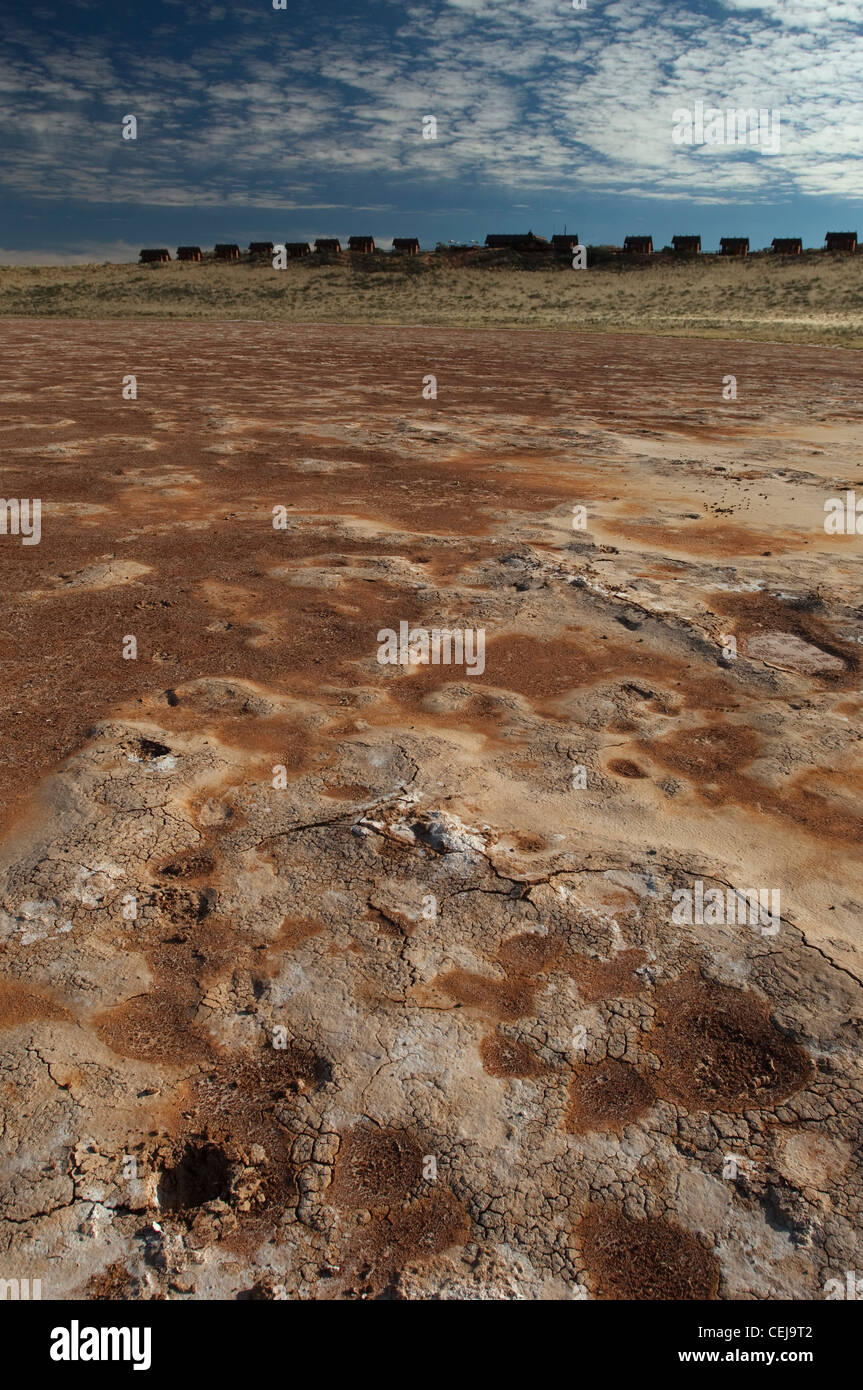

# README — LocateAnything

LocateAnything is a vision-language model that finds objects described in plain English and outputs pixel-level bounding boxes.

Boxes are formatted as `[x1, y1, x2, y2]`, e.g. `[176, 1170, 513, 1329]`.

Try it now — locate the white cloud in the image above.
[0, 0, 860, 210]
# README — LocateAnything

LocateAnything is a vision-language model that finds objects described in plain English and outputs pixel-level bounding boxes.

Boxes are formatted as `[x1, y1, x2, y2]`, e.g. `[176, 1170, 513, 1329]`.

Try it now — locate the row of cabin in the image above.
[141, 230, 859, 266]
[481, 232, 858, 256]
[140, 237, 421, 264]
[625, 233, 858, 256]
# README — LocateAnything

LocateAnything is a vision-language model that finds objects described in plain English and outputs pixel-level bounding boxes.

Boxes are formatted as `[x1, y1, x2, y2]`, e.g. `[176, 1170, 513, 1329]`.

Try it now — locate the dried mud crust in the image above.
[578, 1206, 721, 1300]
[0, 322, 862, 1300]
[651, 973, 813, 1111]
[566, 1058, 656, 1134]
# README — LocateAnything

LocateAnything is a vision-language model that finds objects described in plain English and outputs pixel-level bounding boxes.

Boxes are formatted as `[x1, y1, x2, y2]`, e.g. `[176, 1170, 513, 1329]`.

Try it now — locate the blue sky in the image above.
[1, 0, 861, 262]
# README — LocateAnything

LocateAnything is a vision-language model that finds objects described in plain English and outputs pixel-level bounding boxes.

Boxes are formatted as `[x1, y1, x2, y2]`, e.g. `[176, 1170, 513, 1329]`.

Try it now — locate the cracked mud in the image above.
[1, 320, 862, 1300]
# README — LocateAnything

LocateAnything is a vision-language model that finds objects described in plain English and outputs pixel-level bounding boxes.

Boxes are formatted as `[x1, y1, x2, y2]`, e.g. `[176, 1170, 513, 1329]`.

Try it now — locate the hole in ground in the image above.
[133, 737, 173, 761]
[157, 1141, 230, 1213]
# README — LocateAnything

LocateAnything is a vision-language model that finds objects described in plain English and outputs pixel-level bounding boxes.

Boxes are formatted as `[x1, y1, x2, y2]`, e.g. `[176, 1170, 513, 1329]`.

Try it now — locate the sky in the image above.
[0, 0, 861, 262]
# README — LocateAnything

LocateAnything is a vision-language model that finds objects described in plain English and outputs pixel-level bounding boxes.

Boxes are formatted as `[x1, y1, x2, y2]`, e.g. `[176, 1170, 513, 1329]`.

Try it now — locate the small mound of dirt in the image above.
[434, 969, 536, 1021]
[322, 782, 374, 800]
[652, 972, 813, 1111]
[480, 1033, 548, 1078]
[169, 678, 279, 717]
[608, 758, 647, 779]
[566, 1058, 655, 1133]
[192, 1042, 331, 1139]
[579, 1205, 720, 1299]
[93, 993, 210, 1065]
[0, 980, 72, 1030]
[85, 1262, 140, 1301]
[496, 931, 561, 975]
[157, 852, 215, 880]
[566, 949, 647, 1003]
[274, 916, 325, 950]
[149, 885, 211, 924]
[344, 1189, 471, 1297]
[330, 1125, 424, 1208]
[647, 722, 759, 780]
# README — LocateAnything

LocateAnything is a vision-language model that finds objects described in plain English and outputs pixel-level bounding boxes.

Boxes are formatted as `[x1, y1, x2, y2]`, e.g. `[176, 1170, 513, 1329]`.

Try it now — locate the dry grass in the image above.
[1, 252, 861, 345]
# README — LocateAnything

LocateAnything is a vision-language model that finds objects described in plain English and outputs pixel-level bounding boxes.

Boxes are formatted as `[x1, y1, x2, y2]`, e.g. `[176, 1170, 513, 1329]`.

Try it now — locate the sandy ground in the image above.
[0, 318, 861, 1301]
[1, 252, 862, 345]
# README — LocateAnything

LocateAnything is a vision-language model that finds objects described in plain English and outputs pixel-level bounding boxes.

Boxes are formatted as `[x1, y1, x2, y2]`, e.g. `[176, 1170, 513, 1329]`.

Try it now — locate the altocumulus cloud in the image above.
[0, 0, 859, 227]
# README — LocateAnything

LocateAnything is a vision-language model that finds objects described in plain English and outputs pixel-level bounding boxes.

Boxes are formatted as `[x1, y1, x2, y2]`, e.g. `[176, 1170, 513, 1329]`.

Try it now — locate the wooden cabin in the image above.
[315, 238, 341, 253]
[623, 236, 653, 254]
[214, 244, 241, 260]
[286, 242, 311, 258]
[176, 246, 202, 261]
[139, 248, 171, 264]
[825, 231, 857, 253]
[672, 235, 700, 253]
[249, 241, 275, 257]
[771, 238, 802, 255]
[484, 231, 548, 251]
[719, 237, 749, 256]
[348, 236, 375, 253]
[392, 237, 420, 254]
